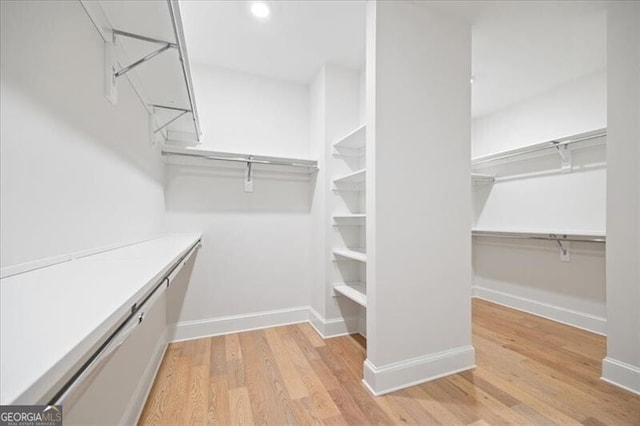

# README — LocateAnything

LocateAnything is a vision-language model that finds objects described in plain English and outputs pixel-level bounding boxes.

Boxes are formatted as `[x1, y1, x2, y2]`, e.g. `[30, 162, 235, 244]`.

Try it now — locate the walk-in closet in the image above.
[1, 1, 638, 424]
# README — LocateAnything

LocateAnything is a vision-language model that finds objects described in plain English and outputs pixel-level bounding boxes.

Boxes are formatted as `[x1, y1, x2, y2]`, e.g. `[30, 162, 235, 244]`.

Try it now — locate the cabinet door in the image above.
[64, 291, 167, 425]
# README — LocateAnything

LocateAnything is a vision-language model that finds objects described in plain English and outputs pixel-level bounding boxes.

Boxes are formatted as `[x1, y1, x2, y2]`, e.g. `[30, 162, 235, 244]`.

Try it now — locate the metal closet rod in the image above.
[164, 150, 318, 169]
[472, 129, 607, 165]
[472, 230, 606, 243]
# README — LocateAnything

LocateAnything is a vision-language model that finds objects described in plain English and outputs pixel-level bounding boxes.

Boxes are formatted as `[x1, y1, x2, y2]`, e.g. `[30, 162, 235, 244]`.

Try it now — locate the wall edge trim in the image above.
[472, 285, 606, 335]
[362, 346, 476, 396]
[602, 357, 640, 395]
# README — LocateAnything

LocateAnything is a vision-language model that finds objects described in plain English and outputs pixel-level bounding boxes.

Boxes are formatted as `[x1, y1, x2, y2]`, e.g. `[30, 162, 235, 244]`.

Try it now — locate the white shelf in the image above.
[333, 169, 366, 191]
[333, 125, 366, 157]
[334, 282, 367, 307]
[471, 173, 495, 184]
[334, 248, 367, 263]
[333, 214, 366, 226]
[334, 168, 366, 184]
[334, 213, 366, 219]
[471, 128, 606, 167]
[0, 233, 201, 404]
[82, 1, 202, 141]
[162, 145, 319, 174]
[472, 228, 605, 242]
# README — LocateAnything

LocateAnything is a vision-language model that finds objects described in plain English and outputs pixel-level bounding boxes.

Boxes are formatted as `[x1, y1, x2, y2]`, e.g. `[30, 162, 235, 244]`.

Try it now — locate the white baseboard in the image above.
[362, 346, 476, 396]
[472, 286, 606, 335]
[122, 330, 168, 425]
[168, 306, 310, 342]
[602, 357, 640, 395]
[308, 307, 360, 338]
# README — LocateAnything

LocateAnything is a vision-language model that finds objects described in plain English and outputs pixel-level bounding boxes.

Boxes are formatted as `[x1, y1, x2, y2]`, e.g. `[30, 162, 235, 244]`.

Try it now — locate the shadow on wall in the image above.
[164, 164, 317, 213]
[0, 1, 164, 184]
[166, 248, 198, 327]
[474, 140, 606, 183]
[473, 237, 606, 313]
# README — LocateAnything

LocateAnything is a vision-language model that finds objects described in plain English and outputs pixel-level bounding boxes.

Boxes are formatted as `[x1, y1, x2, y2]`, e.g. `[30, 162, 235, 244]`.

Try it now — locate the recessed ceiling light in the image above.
[250, 2, 270, 20]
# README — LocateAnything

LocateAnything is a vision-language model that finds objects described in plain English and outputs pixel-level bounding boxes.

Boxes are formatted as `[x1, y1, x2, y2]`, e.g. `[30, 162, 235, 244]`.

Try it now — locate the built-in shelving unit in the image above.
[330, 123, 368, 312]
[333, 282, 367, 307]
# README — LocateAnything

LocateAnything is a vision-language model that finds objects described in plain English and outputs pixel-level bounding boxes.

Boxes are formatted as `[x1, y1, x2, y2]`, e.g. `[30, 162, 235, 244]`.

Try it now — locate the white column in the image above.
[364, 0, 474, 395]
[603, 2, 640, 395]
[309, 65, 364, 336]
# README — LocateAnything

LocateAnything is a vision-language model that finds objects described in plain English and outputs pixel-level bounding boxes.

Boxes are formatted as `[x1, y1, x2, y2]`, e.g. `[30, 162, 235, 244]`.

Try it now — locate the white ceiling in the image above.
[180, 1, 607, 117]
[426, 1, 607, 116]
[180, 0, 366, 84]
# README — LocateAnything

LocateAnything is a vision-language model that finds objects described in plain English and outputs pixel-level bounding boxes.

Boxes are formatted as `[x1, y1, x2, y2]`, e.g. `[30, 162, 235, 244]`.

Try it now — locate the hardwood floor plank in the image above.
[239, 330, 287, 425]
[162, 348, 191, 425]
[510, 402, 559, 426]
[325, 386, 371, 425]
[229, 387, 254, 426]
[263, 327, 309, 399]
[226, 333, 242, 362]
[299, 321, 326, 348]
[183, 364, 208, 425]
[141, 300, 640, 425]
[277, 326, 342, 420]
[322, 414, 351, 426]
[374, 391, 421, 425]
[253, 331, 300, 424]
[138, 345, 178, 426]
[209, 336, 227, 380]
[332, 367, 393, 424]
[389, 393, 441, 425]
[448, 373, 530, 424]
[207, 376, 230, 426]
[400, 383, 470, 425]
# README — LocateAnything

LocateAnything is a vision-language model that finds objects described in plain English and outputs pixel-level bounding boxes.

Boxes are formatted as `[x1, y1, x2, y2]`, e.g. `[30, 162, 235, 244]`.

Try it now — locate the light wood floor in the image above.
[140, 299, 640, 425]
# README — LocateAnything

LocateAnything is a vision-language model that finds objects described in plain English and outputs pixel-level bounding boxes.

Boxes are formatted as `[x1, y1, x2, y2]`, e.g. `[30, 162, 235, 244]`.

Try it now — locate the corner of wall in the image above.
[362, 346, 475, 396]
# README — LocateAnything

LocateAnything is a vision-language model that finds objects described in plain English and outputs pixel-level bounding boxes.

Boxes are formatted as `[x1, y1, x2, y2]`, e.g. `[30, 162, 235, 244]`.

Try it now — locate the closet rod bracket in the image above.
[553, 142, 572, 173]
[152, 105, 190, 135]
[245, 157, 254, 193]
[104, 29, 177, 104]
[550, 234, 571, 261]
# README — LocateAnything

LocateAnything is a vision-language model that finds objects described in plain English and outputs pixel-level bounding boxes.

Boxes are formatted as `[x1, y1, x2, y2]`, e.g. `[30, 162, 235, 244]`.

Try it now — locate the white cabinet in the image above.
[65, 291, 168, 425]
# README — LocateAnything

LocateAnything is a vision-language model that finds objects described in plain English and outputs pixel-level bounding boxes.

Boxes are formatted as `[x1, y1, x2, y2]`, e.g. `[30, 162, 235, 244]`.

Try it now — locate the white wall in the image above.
[472, 69, 607, 334]
[603, 2, 640, 394]
[309, 67, 329, 324]
[364, 1, 473, 395]
[189, 64, 310, 158]
[0, 1, 166, 269]
[164, 65, 314, 339]
[473, 70, 606, 157]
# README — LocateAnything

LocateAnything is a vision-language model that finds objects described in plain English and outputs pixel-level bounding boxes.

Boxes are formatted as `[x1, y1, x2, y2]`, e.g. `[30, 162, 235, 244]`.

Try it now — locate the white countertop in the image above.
[0, 233, 201, 404]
